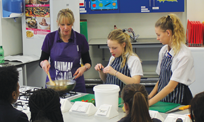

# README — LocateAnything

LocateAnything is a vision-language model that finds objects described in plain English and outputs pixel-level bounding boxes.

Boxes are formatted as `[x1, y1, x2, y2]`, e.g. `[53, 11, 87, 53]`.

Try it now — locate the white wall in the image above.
[189, 48, 204, 97]
[1, 18, 22, 56]
[187, 0, 204, 22]
[81, 13, 186, 40]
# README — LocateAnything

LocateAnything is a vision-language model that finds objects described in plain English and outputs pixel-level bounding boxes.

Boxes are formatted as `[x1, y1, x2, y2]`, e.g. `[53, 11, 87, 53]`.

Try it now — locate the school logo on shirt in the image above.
[54, 61, 73, 80]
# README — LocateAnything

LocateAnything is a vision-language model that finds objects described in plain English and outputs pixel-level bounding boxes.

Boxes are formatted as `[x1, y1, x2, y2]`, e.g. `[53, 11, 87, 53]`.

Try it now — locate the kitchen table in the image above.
[19, 91, 190, 122]
[63, 93, 190, 122]
[1, 57, 39, 86]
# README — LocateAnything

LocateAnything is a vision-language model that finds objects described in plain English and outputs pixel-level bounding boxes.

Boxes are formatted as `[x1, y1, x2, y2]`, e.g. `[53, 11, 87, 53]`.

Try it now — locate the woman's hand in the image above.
[41, 60, 50, 74]
[73, 66, 86, 79]
[103, 66, 117, 76]
[94, 63, 104, 72]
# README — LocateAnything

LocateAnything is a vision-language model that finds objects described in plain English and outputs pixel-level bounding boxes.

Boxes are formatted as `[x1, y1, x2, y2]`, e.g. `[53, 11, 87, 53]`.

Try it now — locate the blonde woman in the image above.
[40, 9, 91, 93]
[95, 29, 143, 91]
[148, 14, 195, 106]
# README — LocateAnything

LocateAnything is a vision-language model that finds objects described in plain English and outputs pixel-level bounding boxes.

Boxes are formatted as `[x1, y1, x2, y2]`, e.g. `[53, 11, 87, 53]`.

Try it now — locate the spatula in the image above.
[47, 72, 56, 86]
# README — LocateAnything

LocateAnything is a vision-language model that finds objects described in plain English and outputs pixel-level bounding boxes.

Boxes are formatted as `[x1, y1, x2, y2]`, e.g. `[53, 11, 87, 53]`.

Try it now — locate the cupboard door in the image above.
[151, 0, 184, 12]
[119, 0, 151, 13]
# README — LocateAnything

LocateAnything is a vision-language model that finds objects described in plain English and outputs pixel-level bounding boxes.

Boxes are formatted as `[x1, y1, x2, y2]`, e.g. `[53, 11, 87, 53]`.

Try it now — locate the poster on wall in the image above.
[25, 0, 50, 39]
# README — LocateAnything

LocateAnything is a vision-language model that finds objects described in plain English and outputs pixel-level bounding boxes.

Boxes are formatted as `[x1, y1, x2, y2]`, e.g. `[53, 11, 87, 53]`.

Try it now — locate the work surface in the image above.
[63, 93, 190, 122]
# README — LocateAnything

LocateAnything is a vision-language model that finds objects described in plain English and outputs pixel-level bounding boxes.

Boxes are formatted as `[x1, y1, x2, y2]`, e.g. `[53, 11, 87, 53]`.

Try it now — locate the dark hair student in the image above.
[0, 66, 28, 122]
[189, 91, 204, 122]
[29, 88, 64, 122]
[118, 84, 161, 122]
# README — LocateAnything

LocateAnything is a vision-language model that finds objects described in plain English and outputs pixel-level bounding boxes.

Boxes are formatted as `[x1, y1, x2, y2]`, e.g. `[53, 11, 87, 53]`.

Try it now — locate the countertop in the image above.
[63, 93, 190, 122]
[20, 92, 190, 122]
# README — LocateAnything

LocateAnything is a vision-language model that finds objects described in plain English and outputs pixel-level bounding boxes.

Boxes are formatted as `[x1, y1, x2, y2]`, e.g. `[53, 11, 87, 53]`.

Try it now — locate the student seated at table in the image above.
[189, 91, 204, 122]
[0, 66, 29, 122]
[29, 88, 64, 122]
[118, 84, 161, 122]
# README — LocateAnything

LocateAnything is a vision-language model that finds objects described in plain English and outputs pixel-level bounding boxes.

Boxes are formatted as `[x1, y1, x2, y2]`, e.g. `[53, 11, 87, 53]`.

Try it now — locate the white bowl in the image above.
[39, 22, 49, 29]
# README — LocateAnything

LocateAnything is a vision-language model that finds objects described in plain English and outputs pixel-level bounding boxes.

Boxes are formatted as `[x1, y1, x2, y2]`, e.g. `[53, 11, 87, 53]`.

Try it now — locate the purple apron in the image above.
[46, 31, 86, 93]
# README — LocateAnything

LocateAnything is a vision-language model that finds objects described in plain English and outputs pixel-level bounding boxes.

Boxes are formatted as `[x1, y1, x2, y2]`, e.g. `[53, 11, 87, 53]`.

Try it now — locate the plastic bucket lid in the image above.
[93, 84, 120, 93]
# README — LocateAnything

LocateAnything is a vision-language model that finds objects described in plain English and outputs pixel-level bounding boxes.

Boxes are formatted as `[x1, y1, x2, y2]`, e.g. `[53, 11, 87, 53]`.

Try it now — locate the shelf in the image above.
[89, 38, 163, 48]
[141, 60, 158, 63]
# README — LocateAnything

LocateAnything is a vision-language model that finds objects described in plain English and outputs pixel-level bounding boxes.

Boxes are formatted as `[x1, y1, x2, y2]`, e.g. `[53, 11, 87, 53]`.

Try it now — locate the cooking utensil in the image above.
[166, 105, 190, 113]
[46, 76, 76, 92]
[47, 72, 56, 86]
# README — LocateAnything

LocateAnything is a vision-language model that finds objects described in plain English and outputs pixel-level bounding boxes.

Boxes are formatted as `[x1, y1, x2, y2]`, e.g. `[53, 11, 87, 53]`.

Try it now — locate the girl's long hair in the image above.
[121, 84, 152, 122]
[155, 13, 185, 55]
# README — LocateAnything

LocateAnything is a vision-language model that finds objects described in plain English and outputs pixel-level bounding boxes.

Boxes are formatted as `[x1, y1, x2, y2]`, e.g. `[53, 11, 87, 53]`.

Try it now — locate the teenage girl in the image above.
[118, 84, 161, 122]
[148, 14, 195, 106]
[95, 29, 143, 91]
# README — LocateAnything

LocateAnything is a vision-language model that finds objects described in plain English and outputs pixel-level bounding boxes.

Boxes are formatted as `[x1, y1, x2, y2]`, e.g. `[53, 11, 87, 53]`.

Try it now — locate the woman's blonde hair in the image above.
[155, 13, 185, 55]
[108, 29, 139, 68]
[57, 8, 75, 25]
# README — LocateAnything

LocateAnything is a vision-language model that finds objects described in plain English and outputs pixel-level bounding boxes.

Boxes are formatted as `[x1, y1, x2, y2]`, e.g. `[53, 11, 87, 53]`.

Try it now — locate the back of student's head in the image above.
[0, 66, 18, 103]
[121, 84, 152, 122]
[190, 91, 204, 122]
[29, 88, 64, 122]
[155, 13, 185, 55]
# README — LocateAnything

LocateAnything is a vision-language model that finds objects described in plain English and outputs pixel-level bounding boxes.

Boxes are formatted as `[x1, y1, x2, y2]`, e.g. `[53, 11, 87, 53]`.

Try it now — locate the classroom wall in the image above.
[187, 0, 204, 22]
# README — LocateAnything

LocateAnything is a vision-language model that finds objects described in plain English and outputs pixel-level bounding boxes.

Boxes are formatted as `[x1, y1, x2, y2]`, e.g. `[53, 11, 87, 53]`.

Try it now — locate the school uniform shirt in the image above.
[156, 44, 195, 104]
[0, 100, 28, 122]
[106, 54, 143, 91]
[41, 29, 89, 93]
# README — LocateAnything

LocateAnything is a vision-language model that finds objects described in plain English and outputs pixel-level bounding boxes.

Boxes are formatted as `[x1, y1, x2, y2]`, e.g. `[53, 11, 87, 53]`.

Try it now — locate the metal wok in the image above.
[46, 79, 76, 93]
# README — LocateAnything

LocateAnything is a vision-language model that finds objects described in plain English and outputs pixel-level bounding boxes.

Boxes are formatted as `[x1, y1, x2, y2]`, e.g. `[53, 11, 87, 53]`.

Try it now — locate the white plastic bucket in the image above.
[93, 84, 120, 110]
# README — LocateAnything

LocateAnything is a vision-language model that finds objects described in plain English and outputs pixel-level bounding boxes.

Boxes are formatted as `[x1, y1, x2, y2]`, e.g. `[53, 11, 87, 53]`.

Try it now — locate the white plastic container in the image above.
[93, 84, 120, 110]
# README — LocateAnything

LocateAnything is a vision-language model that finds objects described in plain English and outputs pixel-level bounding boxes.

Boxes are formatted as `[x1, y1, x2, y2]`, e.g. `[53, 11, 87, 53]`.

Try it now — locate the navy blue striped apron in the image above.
[106, 56, 131, 92]
[158, 51, 192, 105]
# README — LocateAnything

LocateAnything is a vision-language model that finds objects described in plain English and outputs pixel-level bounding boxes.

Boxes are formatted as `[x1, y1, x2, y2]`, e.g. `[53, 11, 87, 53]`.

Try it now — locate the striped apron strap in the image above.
[106, 56, 131, 91]
[158, 52, 185, 104]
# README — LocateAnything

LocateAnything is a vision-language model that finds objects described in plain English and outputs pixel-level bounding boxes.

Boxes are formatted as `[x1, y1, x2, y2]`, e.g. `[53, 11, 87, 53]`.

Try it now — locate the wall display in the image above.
[25, 0, 50, 39]
[151, 0, 184, 12]
[90, 0, 118, 11]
